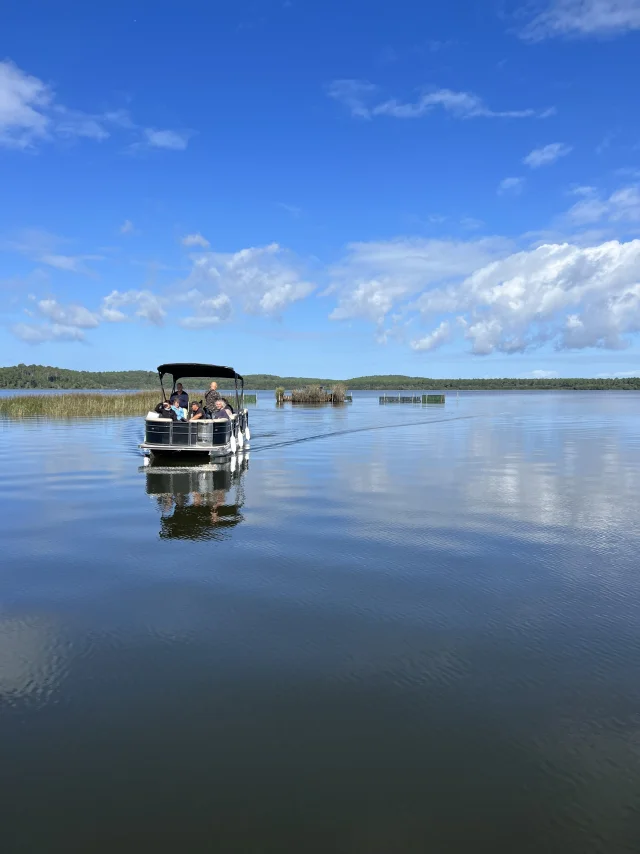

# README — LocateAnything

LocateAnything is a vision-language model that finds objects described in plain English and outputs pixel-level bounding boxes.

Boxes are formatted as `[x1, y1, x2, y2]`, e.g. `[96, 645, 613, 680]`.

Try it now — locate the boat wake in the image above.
[249, 414, 476, 453]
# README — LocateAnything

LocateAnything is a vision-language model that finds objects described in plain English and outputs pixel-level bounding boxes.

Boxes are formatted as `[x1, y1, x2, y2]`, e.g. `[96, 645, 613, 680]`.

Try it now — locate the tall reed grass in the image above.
[332, 383, 347, 404]
[291, 385, 327, 403]
[0, 391, 161, 418]
[289, 385, 348, 404]
[0, 390, 256, 418]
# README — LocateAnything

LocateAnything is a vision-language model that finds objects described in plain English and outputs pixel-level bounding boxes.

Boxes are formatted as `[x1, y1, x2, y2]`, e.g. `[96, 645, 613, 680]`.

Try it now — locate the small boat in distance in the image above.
[139, 362, 250, 460]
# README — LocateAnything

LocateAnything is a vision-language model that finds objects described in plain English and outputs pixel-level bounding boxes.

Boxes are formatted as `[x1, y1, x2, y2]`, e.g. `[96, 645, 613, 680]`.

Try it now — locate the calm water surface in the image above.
[1, 392, 639, 853]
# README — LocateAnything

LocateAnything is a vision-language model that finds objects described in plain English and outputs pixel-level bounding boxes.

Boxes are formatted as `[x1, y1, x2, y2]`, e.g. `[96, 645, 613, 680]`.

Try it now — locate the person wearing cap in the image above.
[189, 401, 205, 421]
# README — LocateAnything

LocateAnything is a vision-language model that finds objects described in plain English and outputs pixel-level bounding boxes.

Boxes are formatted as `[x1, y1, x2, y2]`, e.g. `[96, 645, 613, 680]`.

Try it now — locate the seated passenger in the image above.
[170, 400, 187, 421]
[169, 383, 189, 409]
[212, 398, 231, 419]
[156, 401, 177, 420]
[221, 397, 234, 414]
[190, 401, 205, 420]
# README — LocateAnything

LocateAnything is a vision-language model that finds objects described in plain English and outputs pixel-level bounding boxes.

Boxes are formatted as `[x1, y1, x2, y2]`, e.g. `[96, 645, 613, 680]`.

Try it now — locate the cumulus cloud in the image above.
[12, 297, 101, 343]
[13, 228, 640, 358]
[329, 233, 640, 354]
[0, 59, 190, 151]
[10, 239, 315, 343]
[328, 79, 554, 120]
[521, 0, 640, 40]
[524, 142, 573, 168]
[328, 237, 513, 324]
[36, 298, 99, 328]
[101, 289, 167, 325]
[179, 292, 232, 328]
[429, 240, 640, 354]
[182, 243, 315, 315]
[498, 177, 525, 195]
[410, 321, 451, 351]
[181, 232, 210, 248]
[474, 240, 640, 352]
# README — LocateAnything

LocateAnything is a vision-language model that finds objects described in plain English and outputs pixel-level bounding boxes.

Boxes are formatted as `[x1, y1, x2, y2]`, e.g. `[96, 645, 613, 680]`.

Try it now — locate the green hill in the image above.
[1, 363, 639, 391]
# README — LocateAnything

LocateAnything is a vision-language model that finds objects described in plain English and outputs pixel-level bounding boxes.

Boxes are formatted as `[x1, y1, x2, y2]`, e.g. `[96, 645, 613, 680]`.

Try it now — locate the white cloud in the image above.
[9, 239, 314, 340]
[179, 292, 232, 328]
[327, 79, 379, 118]
[569, 185, 597, 197]
[181, 232, 210, 248]
[120, 220, 135, 235]
[52, 105, 110, 141]
[521, 0, 640, 40]
[0, 60, 112, 149]
[2, 230, 104, 275]
[0, 60, 51, 148]
[426, 239, 640, 353]
[0, 59, 189, 151]
[143, 128, 190, 150]
[11, 296, 101, 343]
[328, 79, 554, 120]
[328, 236, 513, 324]
[183, 243, 315, 315]
[410, 321, 451, 351]
[101, 289, 167, 325]
[38, 253, 103, 274]
[498, 177, 525, 195]
[524, 142, 573, 168]
[36, 298, 99, 328]
[328, 233, 640, 355]
[567, 184, 640, 224]
[12, 322, 87, 343]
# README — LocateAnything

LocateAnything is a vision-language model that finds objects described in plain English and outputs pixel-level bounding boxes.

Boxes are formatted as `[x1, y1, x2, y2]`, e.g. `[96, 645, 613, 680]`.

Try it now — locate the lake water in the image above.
[1, 391, 639, 853]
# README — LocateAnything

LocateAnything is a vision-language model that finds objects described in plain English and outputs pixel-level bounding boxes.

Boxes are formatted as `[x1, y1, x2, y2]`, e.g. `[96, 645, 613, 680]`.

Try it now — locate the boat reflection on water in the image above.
[141, 453, 249, 540]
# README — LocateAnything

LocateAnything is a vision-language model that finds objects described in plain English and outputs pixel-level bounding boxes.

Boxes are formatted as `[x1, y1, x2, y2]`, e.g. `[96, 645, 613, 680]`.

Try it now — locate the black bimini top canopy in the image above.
[157, 363, 244, 383]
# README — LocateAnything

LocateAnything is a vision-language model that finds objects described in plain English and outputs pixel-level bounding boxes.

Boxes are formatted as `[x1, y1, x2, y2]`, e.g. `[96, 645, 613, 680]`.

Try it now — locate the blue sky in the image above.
[1, 0, 640, 378]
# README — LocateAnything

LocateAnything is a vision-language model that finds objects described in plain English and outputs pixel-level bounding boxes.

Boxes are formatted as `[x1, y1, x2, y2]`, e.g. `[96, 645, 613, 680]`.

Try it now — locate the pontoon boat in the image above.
[139, 362, 250, 459]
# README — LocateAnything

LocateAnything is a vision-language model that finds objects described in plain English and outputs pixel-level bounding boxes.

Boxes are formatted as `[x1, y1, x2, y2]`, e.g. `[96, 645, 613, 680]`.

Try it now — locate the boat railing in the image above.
[145, 415, 237, 448]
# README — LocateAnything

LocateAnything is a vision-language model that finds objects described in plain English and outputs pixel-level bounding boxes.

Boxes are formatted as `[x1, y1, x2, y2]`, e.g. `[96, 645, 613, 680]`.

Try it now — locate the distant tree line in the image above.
[0, 364, 160, 389]
[1, 363, 639, 391]
[346, 375, 640, 390]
